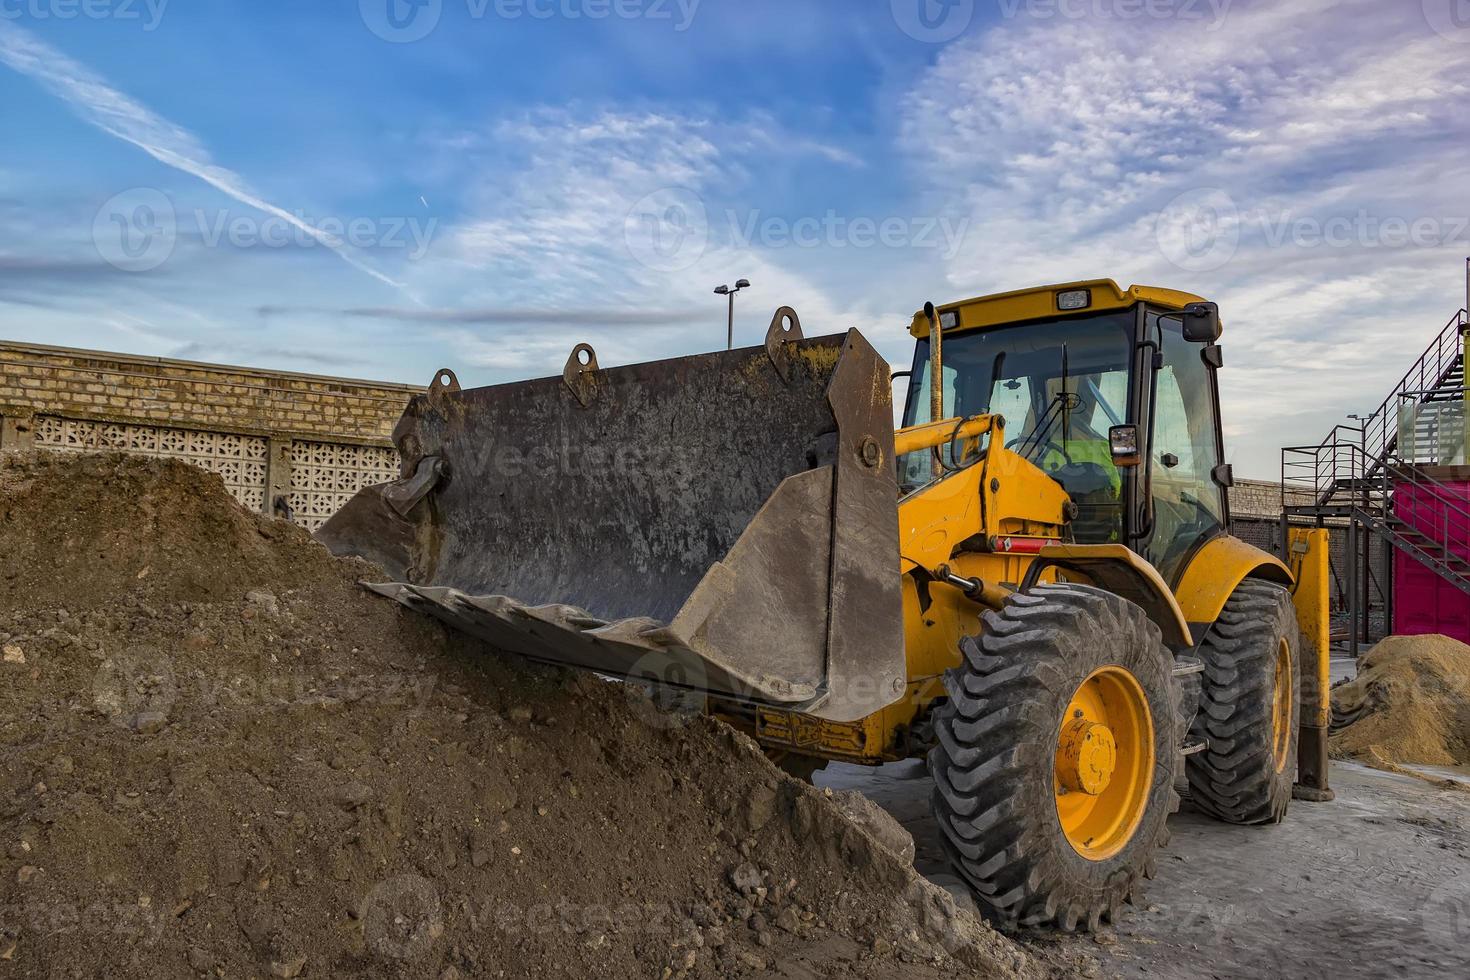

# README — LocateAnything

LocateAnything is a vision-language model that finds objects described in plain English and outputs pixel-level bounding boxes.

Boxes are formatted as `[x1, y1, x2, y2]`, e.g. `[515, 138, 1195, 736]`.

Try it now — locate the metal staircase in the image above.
[1281, 295, 1470, 653]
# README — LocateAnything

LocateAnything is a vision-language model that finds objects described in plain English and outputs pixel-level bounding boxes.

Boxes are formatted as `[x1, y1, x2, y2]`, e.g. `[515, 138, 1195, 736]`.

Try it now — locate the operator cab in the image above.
[898, 280, 1231, 584]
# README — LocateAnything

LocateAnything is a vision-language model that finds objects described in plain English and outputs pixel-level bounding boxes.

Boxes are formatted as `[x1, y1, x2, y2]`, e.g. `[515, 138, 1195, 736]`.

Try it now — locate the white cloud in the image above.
[0, 21, 408, 295]
[406, 107, 909, 377]
[898, 0, 1470, 475]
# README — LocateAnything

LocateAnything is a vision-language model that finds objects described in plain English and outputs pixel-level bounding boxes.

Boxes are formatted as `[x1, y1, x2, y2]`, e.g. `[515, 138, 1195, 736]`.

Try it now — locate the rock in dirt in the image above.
[828, 787, 918, 865]
[1331, 634, 1470, 769]
[0, 452, 1035, 980]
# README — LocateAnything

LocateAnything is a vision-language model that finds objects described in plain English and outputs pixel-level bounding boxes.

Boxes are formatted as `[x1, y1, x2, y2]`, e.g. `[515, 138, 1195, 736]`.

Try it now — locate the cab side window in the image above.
[1145, 313, 1226, 581]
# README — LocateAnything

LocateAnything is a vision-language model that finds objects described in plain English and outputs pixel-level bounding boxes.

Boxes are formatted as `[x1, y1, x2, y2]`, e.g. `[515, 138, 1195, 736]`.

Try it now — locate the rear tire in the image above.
[1186, 579, 1300, 824]
[928, 583, 1179, 931]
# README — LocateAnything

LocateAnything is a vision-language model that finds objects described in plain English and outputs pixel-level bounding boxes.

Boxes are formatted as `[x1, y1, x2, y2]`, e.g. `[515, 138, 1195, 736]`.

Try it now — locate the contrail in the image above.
[0, 21, 407, 293]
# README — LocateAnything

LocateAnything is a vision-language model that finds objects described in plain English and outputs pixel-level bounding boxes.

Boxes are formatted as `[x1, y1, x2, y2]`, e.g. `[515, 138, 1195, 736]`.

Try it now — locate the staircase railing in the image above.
[1282, 437, 1470, 596]
[1396, 386, 1469, 466]
[1359, 308, 1466, 466]
[1281, 310, 1466, 508]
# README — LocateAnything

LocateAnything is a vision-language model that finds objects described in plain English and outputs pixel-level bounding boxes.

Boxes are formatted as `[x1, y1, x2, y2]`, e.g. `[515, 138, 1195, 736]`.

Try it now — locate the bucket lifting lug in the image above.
[563, 343, 600, 407]
[427, 368, 461, 404]
[765, 307, 804, 384]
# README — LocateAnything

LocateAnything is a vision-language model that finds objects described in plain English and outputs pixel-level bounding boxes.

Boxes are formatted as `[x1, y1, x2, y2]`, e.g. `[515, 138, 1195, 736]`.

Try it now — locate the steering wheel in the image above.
[1006, 436, 1072, 468]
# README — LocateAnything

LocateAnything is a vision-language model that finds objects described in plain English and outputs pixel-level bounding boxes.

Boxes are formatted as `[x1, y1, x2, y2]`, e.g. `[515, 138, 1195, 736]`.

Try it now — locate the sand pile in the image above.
[0, 452, 1033, 979]
[1330, 634, 1470, 769]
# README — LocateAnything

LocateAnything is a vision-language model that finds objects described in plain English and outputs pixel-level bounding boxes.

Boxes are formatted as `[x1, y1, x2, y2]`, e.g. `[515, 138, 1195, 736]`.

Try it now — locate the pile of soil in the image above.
[1330, 634, 1470, 770]
[0, 452, 1035, 979]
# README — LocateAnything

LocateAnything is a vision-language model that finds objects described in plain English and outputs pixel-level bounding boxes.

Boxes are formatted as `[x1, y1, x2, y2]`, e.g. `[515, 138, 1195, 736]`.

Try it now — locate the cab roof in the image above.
[908, 279, 1210, 338]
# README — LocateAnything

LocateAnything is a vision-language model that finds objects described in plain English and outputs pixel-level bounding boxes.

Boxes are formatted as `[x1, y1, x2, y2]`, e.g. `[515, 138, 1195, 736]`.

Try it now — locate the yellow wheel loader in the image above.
[320, 279, 1334, 931]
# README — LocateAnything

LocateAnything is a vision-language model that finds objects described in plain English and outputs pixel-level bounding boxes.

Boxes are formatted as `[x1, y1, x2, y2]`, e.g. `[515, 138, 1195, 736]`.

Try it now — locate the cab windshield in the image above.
[899, 310, 1134, 544]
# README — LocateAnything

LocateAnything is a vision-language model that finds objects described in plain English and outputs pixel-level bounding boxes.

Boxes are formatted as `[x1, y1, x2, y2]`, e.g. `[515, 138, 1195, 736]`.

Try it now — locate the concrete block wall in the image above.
[0, 340, 420, 443]
[0, 340, 424, 528]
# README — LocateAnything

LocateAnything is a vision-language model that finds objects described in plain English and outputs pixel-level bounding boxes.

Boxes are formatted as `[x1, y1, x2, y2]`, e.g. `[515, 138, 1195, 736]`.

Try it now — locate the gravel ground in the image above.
[819, 654, 1470, 980]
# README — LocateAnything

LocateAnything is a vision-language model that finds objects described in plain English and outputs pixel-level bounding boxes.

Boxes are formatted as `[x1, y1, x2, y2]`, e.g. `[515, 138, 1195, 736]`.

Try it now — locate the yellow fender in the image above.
[1025, 544, 1194, 648]
[1173, 534, 1294, 639]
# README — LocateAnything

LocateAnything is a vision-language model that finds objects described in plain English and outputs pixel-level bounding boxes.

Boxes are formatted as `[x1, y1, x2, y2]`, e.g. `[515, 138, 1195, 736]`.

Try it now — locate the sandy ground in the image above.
[817, 656, 1470, 980]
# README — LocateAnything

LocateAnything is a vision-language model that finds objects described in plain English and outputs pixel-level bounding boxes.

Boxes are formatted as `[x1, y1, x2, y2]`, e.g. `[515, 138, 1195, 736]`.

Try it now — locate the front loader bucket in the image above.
[317, 309, 904, 722]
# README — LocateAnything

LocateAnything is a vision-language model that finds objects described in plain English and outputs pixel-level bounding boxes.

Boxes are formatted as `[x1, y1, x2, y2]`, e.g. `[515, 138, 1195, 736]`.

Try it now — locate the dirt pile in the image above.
[0, 452, 1034, 979]
[1330, 634, 1470, 769]
[0, 452, 323, 615]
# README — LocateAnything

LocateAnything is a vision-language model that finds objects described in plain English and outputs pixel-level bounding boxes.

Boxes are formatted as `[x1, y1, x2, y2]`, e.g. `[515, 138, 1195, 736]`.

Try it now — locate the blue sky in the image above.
[3, 0, 1470, 476]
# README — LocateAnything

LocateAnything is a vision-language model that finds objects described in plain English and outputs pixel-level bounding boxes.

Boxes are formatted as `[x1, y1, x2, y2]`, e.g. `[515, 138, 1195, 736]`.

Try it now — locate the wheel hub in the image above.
[1053, 665, 1154, 861]
[1057, 718, 1118, 795]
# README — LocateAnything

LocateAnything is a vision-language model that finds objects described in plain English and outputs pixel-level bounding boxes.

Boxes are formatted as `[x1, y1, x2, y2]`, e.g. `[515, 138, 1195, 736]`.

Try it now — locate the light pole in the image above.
[713, 278, 750, 350]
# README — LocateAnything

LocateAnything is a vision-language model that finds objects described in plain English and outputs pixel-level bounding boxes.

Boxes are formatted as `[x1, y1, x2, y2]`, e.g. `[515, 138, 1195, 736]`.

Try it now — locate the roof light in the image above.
[938, 310, 959, 330]
[1056, 289, 1091, 311]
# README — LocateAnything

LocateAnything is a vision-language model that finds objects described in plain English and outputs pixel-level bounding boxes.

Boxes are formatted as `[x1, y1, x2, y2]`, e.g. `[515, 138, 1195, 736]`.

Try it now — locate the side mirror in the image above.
[1109, 424, 1142, 468]
[1180, 302, 1221, 343]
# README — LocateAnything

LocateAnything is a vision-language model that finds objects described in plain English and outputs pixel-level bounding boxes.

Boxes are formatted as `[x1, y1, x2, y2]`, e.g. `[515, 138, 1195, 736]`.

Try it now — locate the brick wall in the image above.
[0, 340, 420, 443]
[0, 340, 424, 529]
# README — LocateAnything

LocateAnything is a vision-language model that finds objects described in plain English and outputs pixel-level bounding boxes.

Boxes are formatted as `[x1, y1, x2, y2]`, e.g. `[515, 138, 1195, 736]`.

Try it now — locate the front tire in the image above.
[928, 583, 1179, 931]
[1186, 579, 1300, 824]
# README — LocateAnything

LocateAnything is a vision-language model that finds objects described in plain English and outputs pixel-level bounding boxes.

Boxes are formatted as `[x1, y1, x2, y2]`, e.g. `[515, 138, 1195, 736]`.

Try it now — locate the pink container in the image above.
[1393, 478, 1470, 643]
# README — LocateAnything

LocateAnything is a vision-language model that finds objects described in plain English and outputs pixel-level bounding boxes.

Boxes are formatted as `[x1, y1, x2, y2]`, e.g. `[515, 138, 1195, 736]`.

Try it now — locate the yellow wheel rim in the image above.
[1271, 639, 1293, 773]
[1054, 666, 1154, 861]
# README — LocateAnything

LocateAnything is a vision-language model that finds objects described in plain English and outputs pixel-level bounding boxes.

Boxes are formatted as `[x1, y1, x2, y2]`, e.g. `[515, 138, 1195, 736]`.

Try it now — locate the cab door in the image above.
[1139, 308, 1229, 583]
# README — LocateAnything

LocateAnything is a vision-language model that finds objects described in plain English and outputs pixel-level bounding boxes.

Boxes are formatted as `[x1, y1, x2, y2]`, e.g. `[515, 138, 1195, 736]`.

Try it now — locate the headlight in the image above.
[1056, 289, 1091, 311]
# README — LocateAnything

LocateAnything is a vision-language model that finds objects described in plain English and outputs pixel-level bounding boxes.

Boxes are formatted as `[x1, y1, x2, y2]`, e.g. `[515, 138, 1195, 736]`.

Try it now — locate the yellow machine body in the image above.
[738, 280, 1327, 774]
[322, 278, 1332, 788]
[742, 414, 1311, 766]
